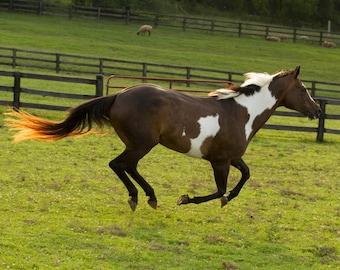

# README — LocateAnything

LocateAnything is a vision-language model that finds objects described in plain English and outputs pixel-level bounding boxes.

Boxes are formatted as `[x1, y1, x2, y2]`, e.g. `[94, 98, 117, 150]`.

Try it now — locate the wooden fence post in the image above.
[12, 48, 17, 69]
[95, 74, 103, 97]
[310, 81, 316, 97]
[126, 6, 130, 25]
[228, 71, 233, 81]
[186, 67, 191, 87]
[97, 7, 101, 20]
[9, 0, 13, 11]
[210, 20, 215, 33]
[183, 18, 186, 31]
[13, 72, 21, 109]
[38, 1, 43, 15]
[293, 28, 297, 43]
[319, 31, 323, 46]
[142, 63, 147, 77]
[56, 54, 60, 73]
[99, 58, 103, 74]
[317, 99, 326, 142]
[238, 23, 242, 37]
[68, 5, 73, 19]
[154, 14, 159, 27]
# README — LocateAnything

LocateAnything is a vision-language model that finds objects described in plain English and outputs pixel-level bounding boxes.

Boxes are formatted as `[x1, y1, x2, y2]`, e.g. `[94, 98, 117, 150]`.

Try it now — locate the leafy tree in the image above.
[71, 0, 340, 30]
[317, 0, 333, 25]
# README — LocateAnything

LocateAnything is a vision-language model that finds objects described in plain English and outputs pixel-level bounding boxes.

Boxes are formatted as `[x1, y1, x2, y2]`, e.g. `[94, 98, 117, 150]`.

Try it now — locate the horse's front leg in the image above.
[177, 161, 230, 207]
[228, 158, 250, 202]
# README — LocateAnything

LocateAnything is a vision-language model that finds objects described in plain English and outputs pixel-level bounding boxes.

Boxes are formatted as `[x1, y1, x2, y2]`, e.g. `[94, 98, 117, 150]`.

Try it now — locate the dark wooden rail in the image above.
[1, 47, 340, 101]
[0, 71, 103, 111]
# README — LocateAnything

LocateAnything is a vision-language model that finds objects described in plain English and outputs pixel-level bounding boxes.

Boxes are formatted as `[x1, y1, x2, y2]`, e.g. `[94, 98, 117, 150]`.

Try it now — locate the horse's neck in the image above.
[234, 84, 278, 141]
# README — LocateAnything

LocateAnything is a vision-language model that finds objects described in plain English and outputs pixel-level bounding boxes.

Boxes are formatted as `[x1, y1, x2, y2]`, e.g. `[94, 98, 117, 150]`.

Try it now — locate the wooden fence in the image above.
[0, 0, 340, 45]
[1, 71, 339, 142]
[0, 70, 103, 111]
[1, 47, 340, 101]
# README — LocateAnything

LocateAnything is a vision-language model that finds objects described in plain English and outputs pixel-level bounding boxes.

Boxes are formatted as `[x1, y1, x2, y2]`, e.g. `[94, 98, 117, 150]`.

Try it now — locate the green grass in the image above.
[0, 12, 340, 84]
[1, 109, 339, 269]
[0, 12, 340, 269]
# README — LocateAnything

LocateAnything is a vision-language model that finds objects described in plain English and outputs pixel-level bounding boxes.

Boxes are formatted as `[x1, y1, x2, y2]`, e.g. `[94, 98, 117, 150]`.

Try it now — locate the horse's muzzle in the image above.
[308, 107, 322, 120]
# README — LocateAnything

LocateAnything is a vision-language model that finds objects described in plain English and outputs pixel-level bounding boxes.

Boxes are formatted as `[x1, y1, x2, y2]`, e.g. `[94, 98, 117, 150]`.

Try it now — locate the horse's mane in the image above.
[241, 72, 278, 88]
[209, 70, 288, 99]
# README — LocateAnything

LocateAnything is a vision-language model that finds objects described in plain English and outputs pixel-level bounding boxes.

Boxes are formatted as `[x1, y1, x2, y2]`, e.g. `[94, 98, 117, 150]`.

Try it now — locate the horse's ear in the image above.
[293, 66, 300, 78]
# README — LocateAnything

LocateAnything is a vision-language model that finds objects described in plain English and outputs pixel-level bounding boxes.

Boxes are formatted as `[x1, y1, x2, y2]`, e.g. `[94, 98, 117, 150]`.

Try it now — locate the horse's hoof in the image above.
[148, 199, 158, 210]
[128, 197, 137, 211]
[177, 194, 189, 205]
[221, 194, 228, 208]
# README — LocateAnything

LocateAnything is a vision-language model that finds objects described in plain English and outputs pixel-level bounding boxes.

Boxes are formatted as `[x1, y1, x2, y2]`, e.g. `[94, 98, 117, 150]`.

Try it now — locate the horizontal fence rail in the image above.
[1, 47, 340, 101]
[0, 0, 339, 45]
[0, 70, 103, 111]
[105, 75, 233, 95]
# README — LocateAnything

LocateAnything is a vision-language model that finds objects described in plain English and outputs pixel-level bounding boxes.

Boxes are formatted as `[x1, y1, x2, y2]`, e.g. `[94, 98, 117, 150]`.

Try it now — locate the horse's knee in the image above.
[109, 159, 119, 170]
[243, 167, 250, 180]
[109, 159, 129, 174]
[109, 158, 132, 168]
[233, 160, 250, 180]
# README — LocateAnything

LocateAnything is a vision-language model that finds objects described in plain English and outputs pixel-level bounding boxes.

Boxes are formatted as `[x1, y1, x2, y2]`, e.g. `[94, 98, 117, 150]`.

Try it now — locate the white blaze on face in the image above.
[185, 114, 220, 158]
[234, 85, 277, 140]
[302, 83, 315, 102]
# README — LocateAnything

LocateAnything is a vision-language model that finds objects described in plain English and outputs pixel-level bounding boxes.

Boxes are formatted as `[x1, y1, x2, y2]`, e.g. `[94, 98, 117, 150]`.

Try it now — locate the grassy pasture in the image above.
[1, 12, 340, 83]
[1, 109, 339, 269]
[0, 12, 340, 269]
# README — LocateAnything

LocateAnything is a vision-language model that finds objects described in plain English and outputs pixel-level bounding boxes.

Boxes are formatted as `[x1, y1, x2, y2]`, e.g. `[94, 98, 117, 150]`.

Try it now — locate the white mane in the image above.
[241, 72, 279, 87]
[209, 71, 282, 100]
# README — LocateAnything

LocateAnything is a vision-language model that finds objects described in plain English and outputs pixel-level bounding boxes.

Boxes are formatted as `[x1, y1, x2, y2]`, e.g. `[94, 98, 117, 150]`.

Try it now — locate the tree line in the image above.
[72, 0, 340, 31]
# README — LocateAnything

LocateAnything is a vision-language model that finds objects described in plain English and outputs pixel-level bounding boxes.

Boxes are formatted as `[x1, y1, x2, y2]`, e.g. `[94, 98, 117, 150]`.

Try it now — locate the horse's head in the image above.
[272, 66, 321, 119]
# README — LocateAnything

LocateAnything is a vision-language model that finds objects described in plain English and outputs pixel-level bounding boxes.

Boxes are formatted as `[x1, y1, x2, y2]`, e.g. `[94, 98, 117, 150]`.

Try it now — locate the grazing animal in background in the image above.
[300, 35, 310, 41]
[266, 36, 281, 42]
[5, 67, 321, 211]
[279, 34, 289, 40]
[137, 25, 152, 35]
[323, 41, 337, 48]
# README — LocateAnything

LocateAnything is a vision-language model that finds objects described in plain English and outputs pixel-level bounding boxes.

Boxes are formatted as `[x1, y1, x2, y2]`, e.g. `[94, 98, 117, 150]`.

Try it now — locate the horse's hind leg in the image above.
[109, 154, 139, 211]
[109, 148, 157, 211]
[126, 168, 157, 209]
[228, 158, 250, 202]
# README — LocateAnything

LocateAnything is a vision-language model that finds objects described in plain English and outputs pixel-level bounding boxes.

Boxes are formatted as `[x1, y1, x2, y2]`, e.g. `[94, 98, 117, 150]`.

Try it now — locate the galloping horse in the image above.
[5, 66, 321, 211]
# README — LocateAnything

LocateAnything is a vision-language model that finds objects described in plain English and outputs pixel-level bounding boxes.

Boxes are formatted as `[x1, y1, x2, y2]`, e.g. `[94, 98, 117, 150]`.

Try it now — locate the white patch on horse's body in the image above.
[185, 114, 220, 158]
[182, 127, 186, 136]
[235, 73, 278, 140]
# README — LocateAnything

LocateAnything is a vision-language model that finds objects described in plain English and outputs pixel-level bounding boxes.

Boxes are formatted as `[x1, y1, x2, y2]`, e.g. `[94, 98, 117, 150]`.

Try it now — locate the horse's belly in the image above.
[161, 114, 221, 159]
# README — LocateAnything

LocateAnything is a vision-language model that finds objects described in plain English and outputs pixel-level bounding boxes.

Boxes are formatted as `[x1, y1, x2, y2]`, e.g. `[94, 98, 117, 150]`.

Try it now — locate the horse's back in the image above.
[113, 84, 211, 113]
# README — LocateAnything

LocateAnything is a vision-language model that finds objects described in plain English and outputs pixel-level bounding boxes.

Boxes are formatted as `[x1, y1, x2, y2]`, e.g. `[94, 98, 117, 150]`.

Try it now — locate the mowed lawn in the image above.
[0, 11, 340, 269]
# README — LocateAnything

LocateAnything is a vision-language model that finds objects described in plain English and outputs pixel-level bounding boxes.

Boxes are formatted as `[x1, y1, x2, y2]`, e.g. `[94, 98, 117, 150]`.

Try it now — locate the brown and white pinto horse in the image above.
[5, 66, 321, 211]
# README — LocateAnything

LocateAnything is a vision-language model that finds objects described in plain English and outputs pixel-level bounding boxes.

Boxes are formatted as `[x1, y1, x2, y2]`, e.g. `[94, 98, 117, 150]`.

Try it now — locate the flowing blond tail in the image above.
[4, 94, 117, 143]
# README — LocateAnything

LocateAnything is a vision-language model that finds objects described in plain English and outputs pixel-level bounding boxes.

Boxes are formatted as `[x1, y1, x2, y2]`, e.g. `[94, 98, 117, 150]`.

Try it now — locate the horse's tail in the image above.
[5, 94, 117, 142]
